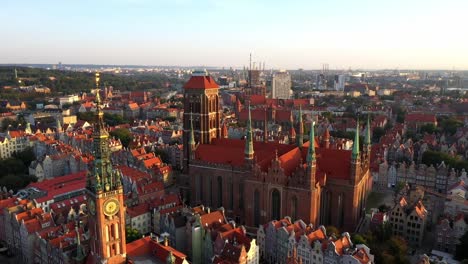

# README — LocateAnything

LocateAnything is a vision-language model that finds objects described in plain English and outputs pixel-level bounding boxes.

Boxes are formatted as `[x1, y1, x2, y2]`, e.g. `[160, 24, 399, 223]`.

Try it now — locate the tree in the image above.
[440, 117, 463, 135]
[110, 128, 133, 148]
[1, 117, 19, 132]
[125, 227, 142, 243]
[456, 231, 468, 260]
[13, 147, 35, 167]
[352, 234, 367, 245]
[153, 148, 170, 164]
[77, 112, 95, 123]
[104, 113, 129, 126]
[326, 226, 340, 237]
[322, 112, 334, 122]
[396, 108, 406, 123]
[420, 123, 437, 134]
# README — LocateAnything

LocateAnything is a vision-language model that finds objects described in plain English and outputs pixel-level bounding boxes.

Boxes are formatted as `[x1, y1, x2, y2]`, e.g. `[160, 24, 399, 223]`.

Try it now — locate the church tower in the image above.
[183, 70, 221, 172]
[86, 73, 127, 264]
[306, 122, 320, 225]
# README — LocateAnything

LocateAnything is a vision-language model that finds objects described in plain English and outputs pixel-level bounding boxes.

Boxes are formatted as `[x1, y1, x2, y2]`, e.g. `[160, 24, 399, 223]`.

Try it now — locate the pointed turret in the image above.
[297, 105, 304, 147]
[245, 104, 254, 160]
[352, 118, 360, 161]
[73, 227, 86, 263]
[56, 118, 62, 133]
[235, 97, 242, 117]
[289, 122, 296, 144]
[221, 121, 228, 139]
[350, 118, 361, 185]
[189, 113, 197, 161]
[25, 122, 32, 135]
[323, 126, 330, 149]
[166, 250, 176, 264]
[365, 115, 371, 146]
[307, 122, 316, 164]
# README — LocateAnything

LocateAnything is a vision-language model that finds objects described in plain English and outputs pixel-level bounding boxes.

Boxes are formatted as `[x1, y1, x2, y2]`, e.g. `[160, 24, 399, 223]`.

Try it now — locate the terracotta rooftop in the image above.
[183, 75, 219, 90]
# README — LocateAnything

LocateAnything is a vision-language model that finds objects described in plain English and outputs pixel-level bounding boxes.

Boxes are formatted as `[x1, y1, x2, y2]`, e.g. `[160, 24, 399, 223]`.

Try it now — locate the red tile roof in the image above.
[183, 76, 219, 89]
[127, 236, 187, 264]
[127, 203, 150, 218]
[29, 171, 87, 203]
[248, 95, 267, 105]
[195, 138, 352, 180]
[200, 210, 226, 229]
[405, 113, 437, 123]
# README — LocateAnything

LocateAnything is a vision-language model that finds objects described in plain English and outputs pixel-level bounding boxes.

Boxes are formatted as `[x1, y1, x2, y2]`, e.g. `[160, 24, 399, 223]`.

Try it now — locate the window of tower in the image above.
[271, 189, 281, 220]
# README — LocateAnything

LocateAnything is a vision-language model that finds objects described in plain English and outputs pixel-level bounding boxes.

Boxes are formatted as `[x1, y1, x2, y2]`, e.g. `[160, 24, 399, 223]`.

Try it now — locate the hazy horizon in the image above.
[2, 0, 468, 70]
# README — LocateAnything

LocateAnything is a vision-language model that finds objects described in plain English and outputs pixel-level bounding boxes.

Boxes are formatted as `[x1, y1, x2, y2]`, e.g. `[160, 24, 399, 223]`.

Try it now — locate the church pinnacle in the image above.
[297, 105, 304, 147]
[364, 115, 371, 146]
[307, 121, 316, 164]
[352, 118, 360, 160]
[245, 104, 254, 160]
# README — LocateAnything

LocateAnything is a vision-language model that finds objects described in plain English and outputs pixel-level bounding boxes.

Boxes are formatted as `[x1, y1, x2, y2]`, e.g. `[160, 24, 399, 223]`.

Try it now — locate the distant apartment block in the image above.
[272, 71, 292, 99]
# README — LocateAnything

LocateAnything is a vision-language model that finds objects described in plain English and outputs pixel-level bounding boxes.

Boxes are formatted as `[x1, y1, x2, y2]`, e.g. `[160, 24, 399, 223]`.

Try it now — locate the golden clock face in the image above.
[103, 198, 119, 216]
[89, 200, 96, 215]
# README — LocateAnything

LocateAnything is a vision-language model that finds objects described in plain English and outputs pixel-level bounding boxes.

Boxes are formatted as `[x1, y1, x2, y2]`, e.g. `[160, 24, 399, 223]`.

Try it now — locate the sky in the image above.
[1, 0, 468, 70]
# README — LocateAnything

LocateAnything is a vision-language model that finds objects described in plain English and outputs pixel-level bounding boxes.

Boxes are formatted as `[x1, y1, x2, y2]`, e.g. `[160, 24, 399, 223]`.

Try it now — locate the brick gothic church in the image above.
[183, 71, 372, 231]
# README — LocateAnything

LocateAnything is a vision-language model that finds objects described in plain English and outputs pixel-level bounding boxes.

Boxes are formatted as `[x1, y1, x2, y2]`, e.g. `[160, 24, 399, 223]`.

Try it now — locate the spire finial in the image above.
[352, 118, 360, 159]
[307, 121, 316, 164]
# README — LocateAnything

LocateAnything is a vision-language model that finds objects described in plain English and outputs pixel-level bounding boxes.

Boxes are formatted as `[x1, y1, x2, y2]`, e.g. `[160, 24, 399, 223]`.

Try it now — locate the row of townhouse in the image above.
[258, 217, 374, 264]
[159, 205, 259, 264]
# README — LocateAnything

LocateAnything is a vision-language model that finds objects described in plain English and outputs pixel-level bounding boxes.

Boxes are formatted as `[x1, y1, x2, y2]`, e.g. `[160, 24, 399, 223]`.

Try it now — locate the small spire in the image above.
[365, 115, 371, 146]
[307, 122, 316, 164]
[73, 226, 86, 262]
[245, 104, 254, 160]
[95, 72, 101, 105]
[352, 118, 360, 159]
[297, 105, 304, 147]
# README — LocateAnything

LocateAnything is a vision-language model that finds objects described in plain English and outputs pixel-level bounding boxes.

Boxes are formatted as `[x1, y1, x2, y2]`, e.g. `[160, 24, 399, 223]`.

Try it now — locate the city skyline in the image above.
[1, 0, 468, 70]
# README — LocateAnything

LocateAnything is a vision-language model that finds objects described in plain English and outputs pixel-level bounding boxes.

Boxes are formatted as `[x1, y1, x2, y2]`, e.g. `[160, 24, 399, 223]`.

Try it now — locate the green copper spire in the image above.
[73, 227, 86, 262]
[166, 250, 176, 264]
[25, 122, 32, 134]
[365, 115, 371, 146]
[245, 104, 254, 160]
[56, 118, 62, 133]
[87, 72, 122, 193]
[189, 112, 195, 146]
[307, 121, 316, 164]
[352, 118, 360, 160]
[297, 105, 304, 147]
